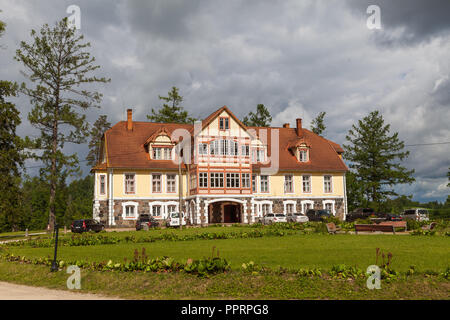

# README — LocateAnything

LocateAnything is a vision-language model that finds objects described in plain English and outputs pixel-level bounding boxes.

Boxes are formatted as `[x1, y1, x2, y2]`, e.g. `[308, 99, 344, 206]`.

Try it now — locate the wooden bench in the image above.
[379, 221, 407, 231]
[354, 224, 396, 234]
[326, 223, 341, 234]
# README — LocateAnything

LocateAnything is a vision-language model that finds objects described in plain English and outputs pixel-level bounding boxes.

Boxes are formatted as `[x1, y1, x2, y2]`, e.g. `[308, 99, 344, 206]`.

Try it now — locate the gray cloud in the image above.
[0, 0, 448, 202]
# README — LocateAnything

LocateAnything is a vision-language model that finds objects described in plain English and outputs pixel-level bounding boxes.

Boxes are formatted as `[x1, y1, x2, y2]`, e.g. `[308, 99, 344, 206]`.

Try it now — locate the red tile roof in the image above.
[96, 107, 348, 172]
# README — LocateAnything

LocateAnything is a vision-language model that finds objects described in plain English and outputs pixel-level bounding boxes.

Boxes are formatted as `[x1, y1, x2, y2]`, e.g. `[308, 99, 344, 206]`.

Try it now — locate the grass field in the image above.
[4, 231, 450, 272]
[1, 225, 449, 299]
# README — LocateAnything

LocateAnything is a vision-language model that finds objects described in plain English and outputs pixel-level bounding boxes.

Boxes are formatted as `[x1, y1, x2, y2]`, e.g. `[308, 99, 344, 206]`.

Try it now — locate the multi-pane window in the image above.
[242, 173, 250, 188]
[286, 203, 294, 214]
[302, 175, 311, 193]
[253, 149, 265, 162]
[302, 203, 312, 214]
[210, 140, 219, 155]
[125, 174, 135, 194]
[198, 143, 208, 155]
[241, 145, 249, 156]
[152, 205, 161, 216]
[125, 205, 135, 218]
[167, 205, 176, 215]
[262, 204, 270, 215]
[325, 203, 333, 213]
[260, 175, 269, 192]
[221, 139, 229, 156]
[199, 172, 208, 188]
[167, 174, 176, 193]
[210, 173, 224, 188]
[153, 147, 172, 160]
[252, 174, 257, 192]
[99, 175, 106, 195]
[299, 149, 308, 162]
[219, 117, 229, 130]
[152, 174, 161, 193]
[324, 175, 332, 193]
[284, 175, 293, 193]
[226, 173, 240, 188]
[190, 174, 197, 189]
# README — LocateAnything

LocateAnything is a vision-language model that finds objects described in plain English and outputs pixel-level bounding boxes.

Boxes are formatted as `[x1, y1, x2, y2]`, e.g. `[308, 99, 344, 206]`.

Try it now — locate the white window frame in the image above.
[251, 174, 258, 193]
[242, 173, 250, 189]
[210, 172, 224, 188]
[324, 175, 333, 193]
[99, 174, 106, 196]
[152, 173, 162, 193]
[121, 201, 138, 220]
[260, 175, 270, 193]
[199, 172, 208, 188]
[302, 175, 312, 194]
[283, 200, 297, 214]
[300, 200, 315, 214]
[226, 173, 240, 188]
[166, 174, 177, 193]
[124, 173, 136, 195]
[323, 200, 336, 216]
[253, 200, 273, 218]
[284, 174, 294, 194]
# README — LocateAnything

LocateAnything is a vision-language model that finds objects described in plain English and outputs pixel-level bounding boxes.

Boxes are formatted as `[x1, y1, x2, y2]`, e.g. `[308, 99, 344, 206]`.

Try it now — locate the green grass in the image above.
[4, 233, 449, 272]
[0, 260, 447, 299]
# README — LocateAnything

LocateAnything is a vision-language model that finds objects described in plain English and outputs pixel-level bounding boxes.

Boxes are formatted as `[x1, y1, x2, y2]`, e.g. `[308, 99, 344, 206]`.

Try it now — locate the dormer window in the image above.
[298, 148, 309, 162]
[219, 117, 229, 130]
[152, 147, 172, 160]
[252, 148, 265, 162]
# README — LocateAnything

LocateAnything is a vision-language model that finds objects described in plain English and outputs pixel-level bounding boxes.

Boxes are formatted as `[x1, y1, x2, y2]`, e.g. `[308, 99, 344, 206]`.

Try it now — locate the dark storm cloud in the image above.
[345, 0, 450, 45]
[0, 0, 448, 201]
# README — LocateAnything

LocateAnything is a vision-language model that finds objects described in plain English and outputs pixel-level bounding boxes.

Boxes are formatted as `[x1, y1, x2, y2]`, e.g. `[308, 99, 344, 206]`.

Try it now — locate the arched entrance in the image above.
[208, 201, 242, 224]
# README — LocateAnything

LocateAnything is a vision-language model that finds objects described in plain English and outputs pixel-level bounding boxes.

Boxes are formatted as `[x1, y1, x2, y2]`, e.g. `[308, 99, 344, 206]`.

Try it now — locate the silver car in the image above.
[401, 208, 429, 222]
[286, 213, 309, 223]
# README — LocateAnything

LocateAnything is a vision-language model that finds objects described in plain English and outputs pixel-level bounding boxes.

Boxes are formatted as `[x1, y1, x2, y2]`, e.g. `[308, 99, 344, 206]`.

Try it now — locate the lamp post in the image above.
[178, 143, 183, 231]
[50, 223, 59, 272]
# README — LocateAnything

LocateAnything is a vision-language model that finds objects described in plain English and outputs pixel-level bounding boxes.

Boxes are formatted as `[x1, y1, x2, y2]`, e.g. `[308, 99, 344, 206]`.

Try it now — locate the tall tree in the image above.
[0, 18, 27, 231]
[343, 110, 415, 209]
[447, 167, 449, 188]
[15, 18, 110, 230]
[310, 111, 326, 136]
[242, 104, 272, 127]
[147, 86, 196, 123]
[0, 81, 26, 232]
[86, 115, 111, 166]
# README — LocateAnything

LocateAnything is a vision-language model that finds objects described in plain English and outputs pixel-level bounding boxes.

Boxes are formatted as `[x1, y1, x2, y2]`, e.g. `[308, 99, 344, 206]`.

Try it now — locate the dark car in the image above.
[385, 213, 403, 221]
[71, 219, 105, 233]
[306, 209, 331, 222]
[135, 214, 160, 231]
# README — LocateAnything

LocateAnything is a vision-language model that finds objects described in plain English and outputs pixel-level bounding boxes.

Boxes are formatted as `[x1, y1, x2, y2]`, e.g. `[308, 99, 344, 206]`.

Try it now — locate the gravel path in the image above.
[0, 281, 120, 300]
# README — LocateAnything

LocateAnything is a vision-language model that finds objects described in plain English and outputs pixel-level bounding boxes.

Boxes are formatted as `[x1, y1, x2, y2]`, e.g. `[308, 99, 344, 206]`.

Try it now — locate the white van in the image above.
[401, 208, 430, 222]
[166, 212, 187, 227]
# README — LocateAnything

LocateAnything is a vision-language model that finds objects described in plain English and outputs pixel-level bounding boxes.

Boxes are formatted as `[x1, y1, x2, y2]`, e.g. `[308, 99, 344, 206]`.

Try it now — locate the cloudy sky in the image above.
[0, 0, 449, 202]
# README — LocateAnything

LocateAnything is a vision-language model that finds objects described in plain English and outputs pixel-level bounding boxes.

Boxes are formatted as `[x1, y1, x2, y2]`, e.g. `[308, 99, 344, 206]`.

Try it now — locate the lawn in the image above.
[4, 232, 449, 272]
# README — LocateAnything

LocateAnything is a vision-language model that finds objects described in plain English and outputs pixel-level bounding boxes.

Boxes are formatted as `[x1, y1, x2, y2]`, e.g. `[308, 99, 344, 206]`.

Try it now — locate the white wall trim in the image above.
[323, 199, 336, 216]
[300, 200, 315, 214]
[121, 201, 139, 220]
[283, 200, 297, 214]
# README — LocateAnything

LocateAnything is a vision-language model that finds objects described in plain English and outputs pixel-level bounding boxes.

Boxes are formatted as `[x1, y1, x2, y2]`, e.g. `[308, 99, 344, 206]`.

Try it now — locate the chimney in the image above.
[296, 118, 302, 136]
[127, 109, 133, 131]
[283, 123, 290, 128]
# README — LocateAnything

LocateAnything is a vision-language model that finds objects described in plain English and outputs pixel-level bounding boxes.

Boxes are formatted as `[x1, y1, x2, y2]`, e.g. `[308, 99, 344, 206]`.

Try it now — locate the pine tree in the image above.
[147, 87, 196, 123]
[0, 81, 26, 232]
[310, 111, 326, 136]
[343, 110, 415, 209]
[242, 104, 272, 127]
[15, 18, 110, 230]
[86, 115, 111, 166]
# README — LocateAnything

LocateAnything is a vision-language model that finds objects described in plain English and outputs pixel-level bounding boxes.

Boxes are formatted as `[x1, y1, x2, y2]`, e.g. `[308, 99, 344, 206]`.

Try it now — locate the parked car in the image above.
[166, 212, 187, 227]
[401, 208, 430, 222]
[306, 209, 331, 221]
[274, 213, 287, 223]
[345, 208, 387, 222]
[286, 213, 309, 223]
[257, 213, 275, 224]
[71, 219, 104, 233]
[385, 213, 403, 221]
[135, 214, 160, 231]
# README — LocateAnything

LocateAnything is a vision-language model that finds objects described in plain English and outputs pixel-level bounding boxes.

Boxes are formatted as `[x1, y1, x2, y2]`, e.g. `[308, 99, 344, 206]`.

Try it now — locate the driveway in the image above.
[0, 281, 120, 300]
